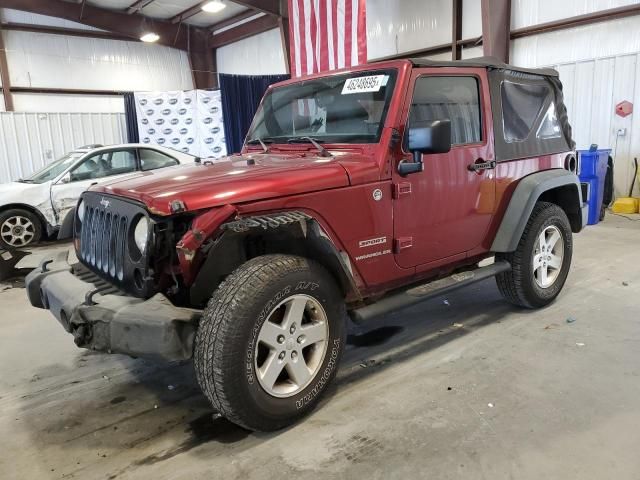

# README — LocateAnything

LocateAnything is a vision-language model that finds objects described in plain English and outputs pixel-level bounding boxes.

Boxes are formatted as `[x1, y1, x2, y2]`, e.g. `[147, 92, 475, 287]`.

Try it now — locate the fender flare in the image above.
[188, 210, 362, 306]
[491, 169, 585, 252]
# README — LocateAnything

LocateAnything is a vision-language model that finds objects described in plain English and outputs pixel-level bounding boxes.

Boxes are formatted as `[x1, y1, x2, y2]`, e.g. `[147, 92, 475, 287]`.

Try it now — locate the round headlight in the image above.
[77, 200, 85, 222]
[133, 217, 150, 254]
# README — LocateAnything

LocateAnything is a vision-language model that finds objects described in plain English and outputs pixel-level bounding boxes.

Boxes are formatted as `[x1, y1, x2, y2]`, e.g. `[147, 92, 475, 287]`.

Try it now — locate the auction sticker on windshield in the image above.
[342, 75, 388, 94]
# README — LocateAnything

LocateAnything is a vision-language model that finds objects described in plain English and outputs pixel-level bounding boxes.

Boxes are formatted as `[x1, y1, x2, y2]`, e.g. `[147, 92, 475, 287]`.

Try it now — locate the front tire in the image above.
[0, 209, 42, 250]
[194, 254, 346, 432]
[496, 202, 573, 308]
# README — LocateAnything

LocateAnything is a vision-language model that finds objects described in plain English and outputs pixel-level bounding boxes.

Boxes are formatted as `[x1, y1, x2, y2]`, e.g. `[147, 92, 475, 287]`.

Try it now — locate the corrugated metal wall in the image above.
[0, 9, 194, 114]
[0, 112, 126, 183]
[216, 28, 287, 75]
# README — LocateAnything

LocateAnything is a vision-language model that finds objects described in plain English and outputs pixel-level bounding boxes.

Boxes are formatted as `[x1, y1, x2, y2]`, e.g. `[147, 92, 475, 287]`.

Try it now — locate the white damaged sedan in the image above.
[0, 144, 194, 249]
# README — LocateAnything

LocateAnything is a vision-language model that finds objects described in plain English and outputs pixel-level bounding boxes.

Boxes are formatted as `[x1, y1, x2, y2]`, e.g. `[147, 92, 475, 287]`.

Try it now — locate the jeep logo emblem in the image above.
[100, 198, 110, 208]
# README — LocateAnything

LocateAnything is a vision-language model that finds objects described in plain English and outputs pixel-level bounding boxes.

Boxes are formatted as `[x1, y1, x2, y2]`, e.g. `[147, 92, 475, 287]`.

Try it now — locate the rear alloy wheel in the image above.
[194, 254, 346, 432]
[0, 209, 42, 249]
[532, 225, 564, 289]
[496, 202, 573, 308]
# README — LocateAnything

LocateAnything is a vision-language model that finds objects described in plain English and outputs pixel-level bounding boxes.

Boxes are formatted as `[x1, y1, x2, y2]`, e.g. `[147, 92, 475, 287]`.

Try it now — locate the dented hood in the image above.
[91, 154, 351, 215]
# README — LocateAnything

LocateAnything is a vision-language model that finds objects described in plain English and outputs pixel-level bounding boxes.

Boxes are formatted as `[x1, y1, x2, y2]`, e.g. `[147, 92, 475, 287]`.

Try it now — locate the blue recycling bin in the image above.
[578, 148, 611, 225]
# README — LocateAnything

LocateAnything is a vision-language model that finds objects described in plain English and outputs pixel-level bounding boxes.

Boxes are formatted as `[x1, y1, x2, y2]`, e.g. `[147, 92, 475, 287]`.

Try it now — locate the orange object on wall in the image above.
[616, 100, 633, 117]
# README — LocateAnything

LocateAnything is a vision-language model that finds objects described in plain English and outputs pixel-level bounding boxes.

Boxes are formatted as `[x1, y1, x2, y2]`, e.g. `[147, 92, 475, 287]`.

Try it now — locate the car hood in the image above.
[91, 153, 351, 215]
[0, 181, 49, 203]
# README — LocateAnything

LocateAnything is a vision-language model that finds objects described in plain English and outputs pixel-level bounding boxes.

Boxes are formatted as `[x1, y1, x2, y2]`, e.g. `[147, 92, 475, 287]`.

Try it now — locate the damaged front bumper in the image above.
[25, 254, 200, 361]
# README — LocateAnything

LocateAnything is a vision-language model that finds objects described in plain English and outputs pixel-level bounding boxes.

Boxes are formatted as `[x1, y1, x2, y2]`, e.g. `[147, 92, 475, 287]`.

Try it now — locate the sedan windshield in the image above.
[20, 152, 84, 184]
[246, 69, 398, 145]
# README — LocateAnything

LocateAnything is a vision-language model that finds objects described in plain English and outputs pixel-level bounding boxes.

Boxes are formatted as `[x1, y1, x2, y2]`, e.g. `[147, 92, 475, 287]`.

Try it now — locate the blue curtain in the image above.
[123, 92, 139, 143]
[219, 73, 290, 154]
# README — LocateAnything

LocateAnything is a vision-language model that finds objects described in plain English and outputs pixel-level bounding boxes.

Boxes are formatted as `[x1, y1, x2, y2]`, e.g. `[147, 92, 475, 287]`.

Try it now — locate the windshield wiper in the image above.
[246, 137, 274, 153]
[17, 178, 35, 183]
[287, 136, 333, 158]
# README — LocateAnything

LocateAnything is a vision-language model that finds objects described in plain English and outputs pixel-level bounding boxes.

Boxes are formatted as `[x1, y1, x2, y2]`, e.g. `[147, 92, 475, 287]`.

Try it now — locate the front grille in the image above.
[75, 193, 154, 298]
[80, 207, 127, 280]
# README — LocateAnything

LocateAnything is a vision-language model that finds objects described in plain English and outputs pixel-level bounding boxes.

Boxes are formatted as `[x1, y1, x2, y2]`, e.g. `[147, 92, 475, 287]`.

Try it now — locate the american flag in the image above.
[288, 0, 368, 78]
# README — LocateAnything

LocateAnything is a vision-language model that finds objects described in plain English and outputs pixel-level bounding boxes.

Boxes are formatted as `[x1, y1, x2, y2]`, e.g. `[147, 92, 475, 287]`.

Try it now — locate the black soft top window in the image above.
[489, 70, 574, 161]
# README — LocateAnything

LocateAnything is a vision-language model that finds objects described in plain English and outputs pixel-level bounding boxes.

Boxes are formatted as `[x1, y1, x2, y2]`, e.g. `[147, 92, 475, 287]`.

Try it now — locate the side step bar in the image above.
[350, 260, 511, 324]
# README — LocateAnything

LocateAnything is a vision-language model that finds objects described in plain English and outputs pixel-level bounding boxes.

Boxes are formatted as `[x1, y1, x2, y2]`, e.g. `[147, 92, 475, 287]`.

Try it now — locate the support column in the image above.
[278, 0, 290, 74]
[452, 0, 463, 60]
[189, 29, 218, 89]
[278, 16, 291, 74]
[481, 0, 511, 63]
[190, 49, 218, 89]
[0, 24, 14, 111]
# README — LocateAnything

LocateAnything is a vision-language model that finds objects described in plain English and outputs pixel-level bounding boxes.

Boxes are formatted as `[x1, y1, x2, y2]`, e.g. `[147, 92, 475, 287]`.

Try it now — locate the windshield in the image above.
[21, 152, 85, 184]
[246, 69, 398, 145]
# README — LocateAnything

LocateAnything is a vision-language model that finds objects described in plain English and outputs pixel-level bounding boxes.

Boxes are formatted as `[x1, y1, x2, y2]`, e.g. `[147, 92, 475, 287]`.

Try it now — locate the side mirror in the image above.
[399, 119, 452, 176]
[59, 173, 71, 184]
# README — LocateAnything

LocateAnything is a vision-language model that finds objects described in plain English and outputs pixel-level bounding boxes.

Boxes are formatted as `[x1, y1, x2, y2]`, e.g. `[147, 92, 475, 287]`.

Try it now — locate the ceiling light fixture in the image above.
[201, 0, 226, 13]
[140, 32, 160, 43]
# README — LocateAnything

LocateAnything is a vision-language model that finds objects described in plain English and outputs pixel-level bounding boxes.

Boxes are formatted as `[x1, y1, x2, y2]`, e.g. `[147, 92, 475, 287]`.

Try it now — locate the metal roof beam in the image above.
[0, 0, 208, 51]
[171, 1, 209, 24]
[209, 12, 278, 48]
[126, 0, 157, 15]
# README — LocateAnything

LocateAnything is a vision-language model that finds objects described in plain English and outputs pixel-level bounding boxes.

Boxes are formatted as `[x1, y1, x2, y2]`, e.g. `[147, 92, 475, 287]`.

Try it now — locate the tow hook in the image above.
[72, 323, 92, 347]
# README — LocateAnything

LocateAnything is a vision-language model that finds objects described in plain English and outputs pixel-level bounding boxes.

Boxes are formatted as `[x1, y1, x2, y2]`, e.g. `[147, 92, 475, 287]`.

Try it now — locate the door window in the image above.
[409, 76, 482, 146]
[69, 150, 136, 182]
[139, 149, 179, 171]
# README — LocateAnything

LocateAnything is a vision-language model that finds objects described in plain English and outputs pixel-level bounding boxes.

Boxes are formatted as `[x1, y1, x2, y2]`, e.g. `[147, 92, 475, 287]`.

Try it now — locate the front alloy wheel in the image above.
[255, 294, 329, 398]
[0, 209, 42, 249]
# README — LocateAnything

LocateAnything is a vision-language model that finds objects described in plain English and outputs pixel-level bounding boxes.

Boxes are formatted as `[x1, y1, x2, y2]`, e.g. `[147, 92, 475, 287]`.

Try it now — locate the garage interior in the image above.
[1, 1, 640, 479]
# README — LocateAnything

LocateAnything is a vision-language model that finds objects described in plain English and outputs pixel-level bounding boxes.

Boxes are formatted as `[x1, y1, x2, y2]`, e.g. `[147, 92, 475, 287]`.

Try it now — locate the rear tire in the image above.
[496, 202, 573, 308]
[194, 254, 346, 432]
[0, 209, 42, 250]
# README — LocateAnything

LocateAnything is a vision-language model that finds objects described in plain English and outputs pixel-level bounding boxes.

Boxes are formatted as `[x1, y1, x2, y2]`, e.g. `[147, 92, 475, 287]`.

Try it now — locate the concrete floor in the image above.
[1, 214, 639, 480]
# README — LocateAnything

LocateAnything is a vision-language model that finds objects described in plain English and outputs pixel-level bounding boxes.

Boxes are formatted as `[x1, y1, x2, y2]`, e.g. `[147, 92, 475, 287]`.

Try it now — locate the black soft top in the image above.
[408, 56, 573, 161]
[409, 56, 559, 78]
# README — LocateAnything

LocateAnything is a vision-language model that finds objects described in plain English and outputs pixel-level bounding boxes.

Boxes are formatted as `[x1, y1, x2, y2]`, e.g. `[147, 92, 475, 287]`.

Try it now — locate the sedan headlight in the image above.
[77, 200, 85, 222]
[133, 216, 150, 254]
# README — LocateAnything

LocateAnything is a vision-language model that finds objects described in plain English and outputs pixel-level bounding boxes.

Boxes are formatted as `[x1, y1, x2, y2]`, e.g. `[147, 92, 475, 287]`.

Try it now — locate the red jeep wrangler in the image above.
[26, 57, 585, 432]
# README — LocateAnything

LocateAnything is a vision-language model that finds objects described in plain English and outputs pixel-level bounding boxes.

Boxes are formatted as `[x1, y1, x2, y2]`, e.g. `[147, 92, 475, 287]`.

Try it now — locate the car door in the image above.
[392, 68, 496, 270]
[50, 148, 138, 226]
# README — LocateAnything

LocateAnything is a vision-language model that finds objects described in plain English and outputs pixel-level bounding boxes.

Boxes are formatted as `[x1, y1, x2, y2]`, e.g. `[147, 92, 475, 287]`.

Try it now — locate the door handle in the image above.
[467, 159, 496, 172]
